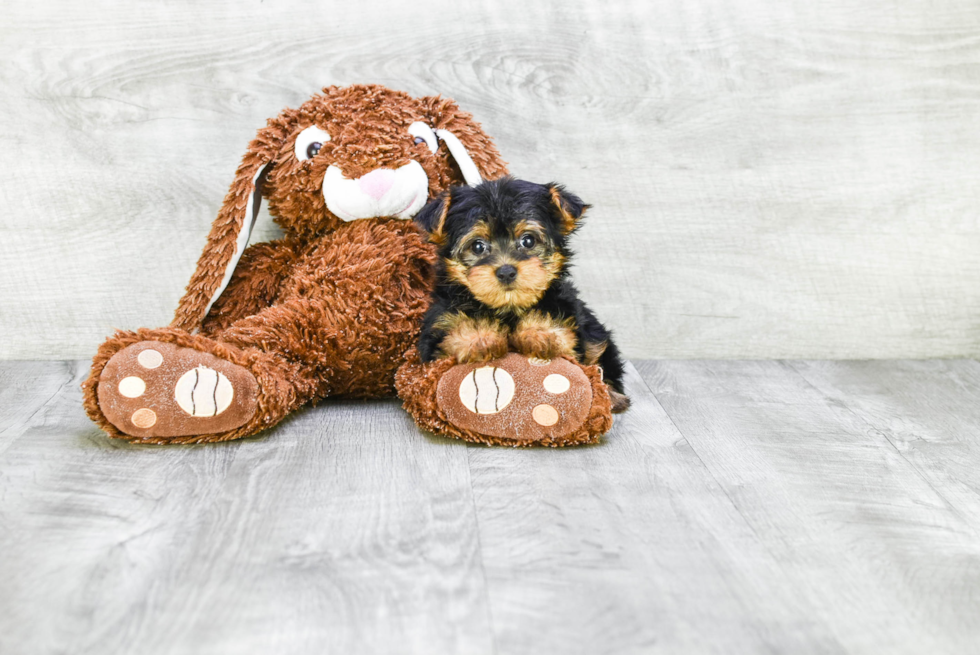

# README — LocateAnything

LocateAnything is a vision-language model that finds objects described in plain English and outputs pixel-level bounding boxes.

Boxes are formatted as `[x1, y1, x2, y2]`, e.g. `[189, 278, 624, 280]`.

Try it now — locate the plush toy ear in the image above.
[414, 191, 451, 247]
[171, 120, 290, 331]
[418, 96, 510, 182]
[546, 183, 589, 235]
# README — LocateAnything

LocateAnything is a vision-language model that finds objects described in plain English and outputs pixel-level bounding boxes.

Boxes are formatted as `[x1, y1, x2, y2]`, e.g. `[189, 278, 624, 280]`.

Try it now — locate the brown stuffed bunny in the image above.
[82, 84, 613, 446]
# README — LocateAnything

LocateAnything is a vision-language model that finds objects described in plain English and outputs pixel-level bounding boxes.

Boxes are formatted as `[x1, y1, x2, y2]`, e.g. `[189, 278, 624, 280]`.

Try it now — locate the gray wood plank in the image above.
[3, 0, 980, 359]
[0, 367, 492, 655]
[637, 359, 980, 655]
[467, 363, 844, 655]
[789, 359, 980, 534]
[0, 361, 76, 445]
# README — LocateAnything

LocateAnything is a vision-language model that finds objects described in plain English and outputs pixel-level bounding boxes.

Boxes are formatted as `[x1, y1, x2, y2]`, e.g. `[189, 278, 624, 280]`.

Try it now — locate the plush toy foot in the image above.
[438, 353, 593, 441]
[96, 341, 259, 440]
[396, 349, 614, 447]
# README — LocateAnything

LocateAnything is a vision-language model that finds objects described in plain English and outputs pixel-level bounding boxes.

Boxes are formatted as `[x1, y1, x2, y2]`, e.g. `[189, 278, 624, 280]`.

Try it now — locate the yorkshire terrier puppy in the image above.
[415, 176, 630, 413]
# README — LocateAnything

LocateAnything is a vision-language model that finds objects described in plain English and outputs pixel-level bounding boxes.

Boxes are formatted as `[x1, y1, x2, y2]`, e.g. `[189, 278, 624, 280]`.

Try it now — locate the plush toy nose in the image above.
[357, 168, 396, 200]
[496, 264, 518, 284]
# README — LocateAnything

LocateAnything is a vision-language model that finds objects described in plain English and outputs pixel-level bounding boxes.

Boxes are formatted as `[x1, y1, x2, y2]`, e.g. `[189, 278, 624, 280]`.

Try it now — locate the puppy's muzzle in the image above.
[495, 264, 518, 284]
[323, 161, 429, 222]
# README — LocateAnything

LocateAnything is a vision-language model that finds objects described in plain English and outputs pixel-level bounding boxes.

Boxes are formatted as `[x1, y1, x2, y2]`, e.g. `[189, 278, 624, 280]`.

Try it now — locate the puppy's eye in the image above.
[409, 121, 438, 154]
[471, 240, 488, 256]
[294, 125, 331, 161]
[519, 233, 537, 249]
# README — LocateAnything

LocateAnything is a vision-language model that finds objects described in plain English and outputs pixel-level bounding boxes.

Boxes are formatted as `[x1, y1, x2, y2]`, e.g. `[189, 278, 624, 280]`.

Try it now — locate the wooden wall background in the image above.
[2, 0, 979, 360]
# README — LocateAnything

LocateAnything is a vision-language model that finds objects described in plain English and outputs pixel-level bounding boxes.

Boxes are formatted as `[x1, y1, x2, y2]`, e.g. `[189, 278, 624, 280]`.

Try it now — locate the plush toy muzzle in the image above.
[323, 160, 430, 221]
[320, 125, 484, 222]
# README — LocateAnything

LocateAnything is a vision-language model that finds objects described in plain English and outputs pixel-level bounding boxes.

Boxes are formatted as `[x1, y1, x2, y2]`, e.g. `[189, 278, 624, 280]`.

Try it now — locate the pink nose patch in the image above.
[357, 168, 396, 200]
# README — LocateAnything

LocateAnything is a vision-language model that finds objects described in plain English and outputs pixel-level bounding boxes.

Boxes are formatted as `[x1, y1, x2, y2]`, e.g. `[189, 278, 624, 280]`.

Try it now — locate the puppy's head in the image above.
[415, 176, 588, 311]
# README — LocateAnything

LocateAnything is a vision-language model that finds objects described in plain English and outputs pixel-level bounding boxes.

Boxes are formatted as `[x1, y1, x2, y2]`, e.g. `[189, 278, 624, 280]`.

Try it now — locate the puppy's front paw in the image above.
[441, 319, 509, 364]
[509, 311, 577, 360]
[455, 334, 509, 364]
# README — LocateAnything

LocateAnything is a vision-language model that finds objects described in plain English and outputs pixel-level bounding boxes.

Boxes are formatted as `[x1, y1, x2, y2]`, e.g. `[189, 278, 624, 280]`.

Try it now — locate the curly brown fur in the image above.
[415, 177, 630, 412]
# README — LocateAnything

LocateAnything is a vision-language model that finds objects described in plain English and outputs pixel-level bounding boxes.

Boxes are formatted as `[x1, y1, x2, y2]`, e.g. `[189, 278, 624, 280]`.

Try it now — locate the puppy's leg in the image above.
[437, 314, 509, 364]
[578, 338, 630, 413]
[510, 311, 578, 360]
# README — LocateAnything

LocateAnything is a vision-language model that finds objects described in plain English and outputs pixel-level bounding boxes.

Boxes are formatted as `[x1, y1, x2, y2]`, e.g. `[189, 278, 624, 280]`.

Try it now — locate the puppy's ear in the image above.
[414, 191, 451, 247]
[546, 183, 589, 235]
[171, 112, 296, 331]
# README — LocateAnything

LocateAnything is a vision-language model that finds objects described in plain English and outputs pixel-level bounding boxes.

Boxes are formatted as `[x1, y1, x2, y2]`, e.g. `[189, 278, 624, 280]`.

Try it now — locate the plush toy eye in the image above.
[471, 240, 488, 256]
[409, 121, 438, 154]
[519, 233, 537, 249]
[294, 125, 331, 161]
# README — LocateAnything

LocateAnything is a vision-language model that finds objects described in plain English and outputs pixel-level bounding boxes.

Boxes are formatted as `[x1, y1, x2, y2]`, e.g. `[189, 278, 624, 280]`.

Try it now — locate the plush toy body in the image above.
[83, 84, 615, 447]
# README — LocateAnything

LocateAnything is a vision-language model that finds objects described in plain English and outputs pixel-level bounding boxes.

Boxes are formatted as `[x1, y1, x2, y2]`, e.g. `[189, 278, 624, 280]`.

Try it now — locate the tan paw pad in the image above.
[131, 408, 157, 428]
[118, 376, 146, 398]
[174, 366, 234, 417]
[542, 373, 570, 394]
[137, 349, 163, 369]
[532, 404, 559, 426]
[458, 366, 515, 414]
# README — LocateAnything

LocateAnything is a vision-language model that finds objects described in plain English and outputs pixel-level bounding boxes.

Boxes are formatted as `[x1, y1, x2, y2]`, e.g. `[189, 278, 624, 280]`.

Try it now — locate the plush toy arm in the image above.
[199, 240, 302, 335]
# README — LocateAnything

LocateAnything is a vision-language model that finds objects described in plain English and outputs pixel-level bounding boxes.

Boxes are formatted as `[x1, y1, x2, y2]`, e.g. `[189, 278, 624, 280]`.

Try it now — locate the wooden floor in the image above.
[1, 359, 979, 654]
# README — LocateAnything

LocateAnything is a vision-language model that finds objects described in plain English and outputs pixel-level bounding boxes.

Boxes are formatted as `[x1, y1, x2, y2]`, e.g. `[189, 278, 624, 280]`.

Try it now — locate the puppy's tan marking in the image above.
[513, 220, 548, 242]
[509, 310, 577, 360]
[583, 340, 608, 366]
[428, 195, 452, 247]
[550, 186, 580, 235]
[451, 224, 492, 258]
[435, 312, 509, 364]
[445, 259, 471, 288]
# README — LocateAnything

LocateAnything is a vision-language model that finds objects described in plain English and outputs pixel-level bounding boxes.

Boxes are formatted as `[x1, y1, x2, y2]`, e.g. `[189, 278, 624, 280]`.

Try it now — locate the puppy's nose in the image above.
[496, 264, 518, 284]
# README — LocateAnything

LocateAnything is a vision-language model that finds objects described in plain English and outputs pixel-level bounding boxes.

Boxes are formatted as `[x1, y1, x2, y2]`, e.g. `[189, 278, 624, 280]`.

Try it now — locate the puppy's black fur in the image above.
[415, 176, 629, 410]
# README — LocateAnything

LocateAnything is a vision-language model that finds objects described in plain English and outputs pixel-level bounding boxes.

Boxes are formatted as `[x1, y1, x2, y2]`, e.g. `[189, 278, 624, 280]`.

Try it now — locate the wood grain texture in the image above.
[466, 363, 844, 654]
[4, 359, 980, 652]
[0, 361, 492, 655]
[0, 360, 76, 447]
[637, 359, 980, 654]
[2, 0, 980, 359]
[789, 359, 980, 540]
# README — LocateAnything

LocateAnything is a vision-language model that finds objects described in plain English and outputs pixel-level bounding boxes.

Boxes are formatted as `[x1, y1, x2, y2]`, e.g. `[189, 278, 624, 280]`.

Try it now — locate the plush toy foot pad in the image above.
[97, 341, 258, 439]
[436, 353, 592, 443]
